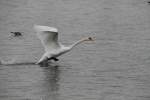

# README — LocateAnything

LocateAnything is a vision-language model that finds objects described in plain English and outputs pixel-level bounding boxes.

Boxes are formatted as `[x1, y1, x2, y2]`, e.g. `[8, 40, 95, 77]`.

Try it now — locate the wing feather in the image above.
[34, 25, 60, 52]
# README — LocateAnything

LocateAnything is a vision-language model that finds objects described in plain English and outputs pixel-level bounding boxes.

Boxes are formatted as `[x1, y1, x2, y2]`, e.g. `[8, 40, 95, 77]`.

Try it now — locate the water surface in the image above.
[0, 0, 150, 100]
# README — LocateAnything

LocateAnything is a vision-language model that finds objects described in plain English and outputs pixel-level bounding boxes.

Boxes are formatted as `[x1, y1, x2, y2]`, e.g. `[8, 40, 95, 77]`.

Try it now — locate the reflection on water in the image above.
[40, 64, 60, 100]
[0, 63, 61, 100]
[43, 66, 60, 100]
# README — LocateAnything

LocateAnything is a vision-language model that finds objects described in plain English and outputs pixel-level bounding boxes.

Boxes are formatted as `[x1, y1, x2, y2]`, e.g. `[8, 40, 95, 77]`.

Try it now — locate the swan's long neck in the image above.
[69, 38, 87, 49]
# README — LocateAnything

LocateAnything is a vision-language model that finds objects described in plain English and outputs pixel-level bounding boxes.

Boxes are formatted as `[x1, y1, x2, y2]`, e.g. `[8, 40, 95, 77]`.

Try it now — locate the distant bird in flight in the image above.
[10, 32, 22, 37]
[34, 25, 94, 65]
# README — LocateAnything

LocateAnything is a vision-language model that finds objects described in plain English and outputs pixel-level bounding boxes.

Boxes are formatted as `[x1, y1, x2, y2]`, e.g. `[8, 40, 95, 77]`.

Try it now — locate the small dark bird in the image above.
[10, 32, 22, 37]
[147, 1, 150, 4]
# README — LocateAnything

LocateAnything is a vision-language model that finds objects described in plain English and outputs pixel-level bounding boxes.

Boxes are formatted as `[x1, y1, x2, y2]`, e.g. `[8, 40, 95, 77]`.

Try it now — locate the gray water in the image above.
[0, 0, 150, 100]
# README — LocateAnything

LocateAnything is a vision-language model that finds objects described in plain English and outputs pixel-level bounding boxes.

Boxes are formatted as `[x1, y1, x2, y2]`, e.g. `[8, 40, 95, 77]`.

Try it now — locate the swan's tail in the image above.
[36, 53, 48, 64]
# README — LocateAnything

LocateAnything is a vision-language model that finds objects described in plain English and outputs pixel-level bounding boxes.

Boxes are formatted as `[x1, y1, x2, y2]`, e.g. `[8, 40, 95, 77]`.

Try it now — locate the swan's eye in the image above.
[88, 37, 92, 40]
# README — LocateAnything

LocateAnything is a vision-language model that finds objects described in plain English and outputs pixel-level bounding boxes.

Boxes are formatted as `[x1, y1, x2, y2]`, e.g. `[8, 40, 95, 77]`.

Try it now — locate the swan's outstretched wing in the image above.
[34, 25, 60, 52]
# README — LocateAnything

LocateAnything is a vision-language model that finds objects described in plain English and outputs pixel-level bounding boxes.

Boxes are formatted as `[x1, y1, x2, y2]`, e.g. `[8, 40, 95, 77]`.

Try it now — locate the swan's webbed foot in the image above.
[47, 57, 59, 61]
[36, 57, 59, 66]
[52, 57, 59, 61]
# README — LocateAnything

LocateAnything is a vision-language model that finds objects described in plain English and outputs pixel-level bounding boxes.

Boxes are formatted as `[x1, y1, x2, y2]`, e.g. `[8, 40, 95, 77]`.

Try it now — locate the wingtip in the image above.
[33, 25, 58, 32]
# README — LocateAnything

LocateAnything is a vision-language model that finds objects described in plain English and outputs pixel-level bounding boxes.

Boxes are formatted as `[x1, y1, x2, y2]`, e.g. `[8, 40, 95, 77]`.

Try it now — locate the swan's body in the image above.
[34, 25, 93, 64]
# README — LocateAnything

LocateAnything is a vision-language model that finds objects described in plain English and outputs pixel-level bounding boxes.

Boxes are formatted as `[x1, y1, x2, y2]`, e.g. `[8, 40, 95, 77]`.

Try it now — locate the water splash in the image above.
[0, 56, 17, 65]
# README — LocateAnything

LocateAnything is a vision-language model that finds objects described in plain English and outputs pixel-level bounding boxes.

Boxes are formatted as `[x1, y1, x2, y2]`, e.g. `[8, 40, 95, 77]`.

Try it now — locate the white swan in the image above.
[34, 25, 94, 64]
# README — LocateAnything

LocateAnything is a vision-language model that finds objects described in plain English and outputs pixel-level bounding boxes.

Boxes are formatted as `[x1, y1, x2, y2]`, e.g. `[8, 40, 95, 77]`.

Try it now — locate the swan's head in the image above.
[84, 37, 95, 41]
